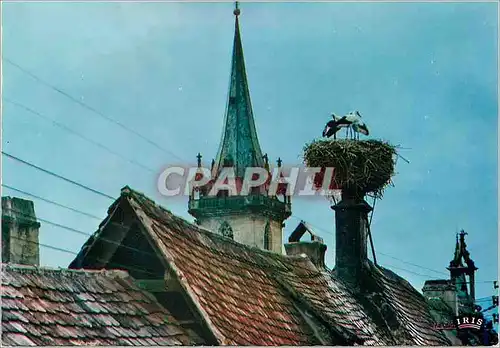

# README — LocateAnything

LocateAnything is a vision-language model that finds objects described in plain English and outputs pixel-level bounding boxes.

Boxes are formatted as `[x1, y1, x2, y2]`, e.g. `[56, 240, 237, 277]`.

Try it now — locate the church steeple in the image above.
[447, 230, 478, 307]
[212, 1, 265, 179]
[188, 3, 291, 254]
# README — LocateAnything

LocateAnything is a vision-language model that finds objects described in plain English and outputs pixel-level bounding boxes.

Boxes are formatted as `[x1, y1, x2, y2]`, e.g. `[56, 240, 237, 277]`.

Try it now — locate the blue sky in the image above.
[2, 1, 498, 317]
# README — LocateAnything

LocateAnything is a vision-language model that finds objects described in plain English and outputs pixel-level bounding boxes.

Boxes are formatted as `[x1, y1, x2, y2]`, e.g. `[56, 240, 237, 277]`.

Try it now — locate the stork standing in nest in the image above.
[322, 113, 351, 140]
[323, 111, 370, 140]
[342, 111, 370, 140]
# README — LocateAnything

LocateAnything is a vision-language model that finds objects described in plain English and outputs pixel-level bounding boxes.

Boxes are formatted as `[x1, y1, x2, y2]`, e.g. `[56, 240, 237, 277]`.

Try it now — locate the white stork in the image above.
[352, 122, 369, 139]
[322, 113, 350, 140]
[342, 111, 369, 140]
[322, 120, 340, 139]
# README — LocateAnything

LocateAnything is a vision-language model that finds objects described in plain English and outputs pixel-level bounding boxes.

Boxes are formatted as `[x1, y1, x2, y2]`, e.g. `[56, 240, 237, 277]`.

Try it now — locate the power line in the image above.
[290, 215, 497, 283]
[380, 263, 450, 280]
[3, 57, 184, 162]
[0, 186, 332, 276]
[4, 182, 497, 291]
[289, 214, 450, 277]
[7, 207, 161, 260]
[1, 180, 433, 279]
[0, 189, 335, 277]
[2, 184, 102, 221]
[377, 251, 448, 276]
[0, 186, 360, 277]
[4, 98, 156, 173]
[10, 236, 78, 256]
[8, 236, 164, 278]
[3, 176, 494, 285]
[477, 296, 498, 301]
[2, 152, 115, 200]
[1, 186, 173, 263]
[2, 179, 303, 275]
[6, 205, 325, 278]
[4, 182, 493, 286]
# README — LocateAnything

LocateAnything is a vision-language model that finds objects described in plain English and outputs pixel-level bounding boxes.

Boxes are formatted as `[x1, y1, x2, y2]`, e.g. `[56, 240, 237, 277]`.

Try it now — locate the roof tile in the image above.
[3, 333, 37, 346]
[1, 264, 195, 346]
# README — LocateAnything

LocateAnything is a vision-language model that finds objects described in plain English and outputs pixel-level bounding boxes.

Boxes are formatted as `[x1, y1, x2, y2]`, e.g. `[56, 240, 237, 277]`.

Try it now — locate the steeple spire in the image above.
[212, 1, 265, 179]
[188, 6, 291, 253]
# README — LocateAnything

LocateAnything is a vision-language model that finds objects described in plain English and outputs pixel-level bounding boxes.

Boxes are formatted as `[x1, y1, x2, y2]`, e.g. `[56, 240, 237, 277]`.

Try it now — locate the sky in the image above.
[2, 1, 498, 320]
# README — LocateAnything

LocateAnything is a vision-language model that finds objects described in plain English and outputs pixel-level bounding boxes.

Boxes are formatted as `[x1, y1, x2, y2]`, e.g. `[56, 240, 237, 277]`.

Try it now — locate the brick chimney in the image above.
[2, 197, 41, 266]
[331, 190, 372, 289]
[285, 221, 327, 269]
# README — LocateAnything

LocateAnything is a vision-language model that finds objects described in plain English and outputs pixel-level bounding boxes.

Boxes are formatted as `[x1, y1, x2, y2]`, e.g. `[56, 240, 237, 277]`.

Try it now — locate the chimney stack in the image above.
[2, 197, 41, 266]
[331, 190, 372, 289]
[285, 221, 327, 269]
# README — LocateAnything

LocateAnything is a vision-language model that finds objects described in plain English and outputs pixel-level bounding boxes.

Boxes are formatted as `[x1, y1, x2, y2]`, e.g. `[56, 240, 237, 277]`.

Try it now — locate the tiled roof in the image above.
[367, 263, 452, 345]
[109, 187, 451, 345]
[279, 261, 392, 345]
[1, 264, 193, 346]
[130, 193, 321, 345]
[427, 298, 455, 321]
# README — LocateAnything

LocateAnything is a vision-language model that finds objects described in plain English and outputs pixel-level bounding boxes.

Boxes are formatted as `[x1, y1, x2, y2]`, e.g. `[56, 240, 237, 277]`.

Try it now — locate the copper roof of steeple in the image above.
[212, 3, 265, 179]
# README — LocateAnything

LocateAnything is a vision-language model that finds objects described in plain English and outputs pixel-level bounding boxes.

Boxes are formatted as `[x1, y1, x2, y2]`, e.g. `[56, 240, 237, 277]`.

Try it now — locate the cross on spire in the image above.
[234, 1, 240, 16]
[196, 153, 202, 167]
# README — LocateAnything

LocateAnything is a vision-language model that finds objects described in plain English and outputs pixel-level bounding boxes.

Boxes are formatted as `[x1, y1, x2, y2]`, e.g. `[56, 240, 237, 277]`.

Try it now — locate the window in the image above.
[264, 222, 271, 250]
[219, 221, 233, 240]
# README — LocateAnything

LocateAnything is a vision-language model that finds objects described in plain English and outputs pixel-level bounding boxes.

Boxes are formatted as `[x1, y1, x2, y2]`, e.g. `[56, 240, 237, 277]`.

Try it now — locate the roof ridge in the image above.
[121, 185, 156, 205]
[125, 186, 317, 267]
[2, 263, 130, 278]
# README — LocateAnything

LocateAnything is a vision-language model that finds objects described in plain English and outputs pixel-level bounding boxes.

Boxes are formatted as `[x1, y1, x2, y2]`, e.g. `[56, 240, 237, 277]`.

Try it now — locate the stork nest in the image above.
[303, 139, 397, 198]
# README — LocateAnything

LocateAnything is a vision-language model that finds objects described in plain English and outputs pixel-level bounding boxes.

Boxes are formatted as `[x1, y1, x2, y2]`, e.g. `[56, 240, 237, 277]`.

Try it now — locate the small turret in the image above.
[444, 230, 478, 315]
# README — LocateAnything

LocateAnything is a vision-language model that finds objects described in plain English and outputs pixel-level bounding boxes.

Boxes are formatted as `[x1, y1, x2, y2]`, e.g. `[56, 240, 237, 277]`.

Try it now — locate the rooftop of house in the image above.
[288, 220, 325, 244]
[68, 186, 451, 346]
[1, 263, 194, 346]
